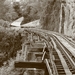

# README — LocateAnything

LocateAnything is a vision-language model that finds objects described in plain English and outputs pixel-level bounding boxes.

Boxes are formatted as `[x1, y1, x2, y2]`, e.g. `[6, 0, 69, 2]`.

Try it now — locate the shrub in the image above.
[0, 28, 22, 62]
[0, 19, 10, 27]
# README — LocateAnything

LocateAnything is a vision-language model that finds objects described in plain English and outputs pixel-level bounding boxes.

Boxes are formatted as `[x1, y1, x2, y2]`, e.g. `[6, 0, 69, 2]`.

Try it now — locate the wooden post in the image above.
[24, 45, 28, 61]
[31, 33, 33, 42]
[22, 43, 25, 61]
[42, 51, 46, 61]
[22, 42, 28, 61]
[38, 36, 40, 41]
[28, 33, 30, 41]
[15, 61, 46, 69]
[43, 42, 46, 52]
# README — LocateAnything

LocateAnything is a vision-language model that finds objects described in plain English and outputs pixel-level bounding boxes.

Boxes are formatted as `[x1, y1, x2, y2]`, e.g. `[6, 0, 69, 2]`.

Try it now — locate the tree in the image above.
[0, 19, 10, 28]
[4, 11, 18, 22]
[21, 1, 42, 24]
[0, 0, 9, 19]
[0, 27, 22, 62]
[21, 6, 31, 24]
[0, 0, 5, 7]
[13, 2, 22, 17]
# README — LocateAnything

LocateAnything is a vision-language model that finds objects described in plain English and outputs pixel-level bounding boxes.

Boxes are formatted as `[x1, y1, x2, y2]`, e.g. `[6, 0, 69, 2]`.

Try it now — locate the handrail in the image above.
[44, 59, 53, 75]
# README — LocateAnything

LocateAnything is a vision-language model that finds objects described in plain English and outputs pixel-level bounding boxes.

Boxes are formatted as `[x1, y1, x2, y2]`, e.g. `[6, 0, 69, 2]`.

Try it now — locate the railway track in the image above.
[25, 28, 75, 59]
[25, 28, 75, 48]
[51, 35, 75, 75]
[16, 28, 75, 75]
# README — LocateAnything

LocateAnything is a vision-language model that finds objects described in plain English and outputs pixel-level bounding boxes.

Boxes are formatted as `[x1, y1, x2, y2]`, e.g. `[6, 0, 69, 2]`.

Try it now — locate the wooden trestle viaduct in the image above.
[15, 28, 75, 75]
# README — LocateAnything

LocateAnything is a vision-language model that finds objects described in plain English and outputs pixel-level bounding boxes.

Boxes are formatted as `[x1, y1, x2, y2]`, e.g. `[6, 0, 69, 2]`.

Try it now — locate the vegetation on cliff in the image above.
[0, 27, 22, 63]
[40, 0, 61, 32]
[0, 0, 19, 28]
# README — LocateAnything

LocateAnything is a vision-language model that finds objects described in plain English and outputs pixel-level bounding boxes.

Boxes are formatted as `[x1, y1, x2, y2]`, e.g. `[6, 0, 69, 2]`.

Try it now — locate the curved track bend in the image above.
[19, 28, 75, 75]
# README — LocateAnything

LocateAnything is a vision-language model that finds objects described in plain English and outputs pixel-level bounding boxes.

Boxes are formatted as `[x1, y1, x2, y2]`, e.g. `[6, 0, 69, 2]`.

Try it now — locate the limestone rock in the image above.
[40, 0, 75, 37]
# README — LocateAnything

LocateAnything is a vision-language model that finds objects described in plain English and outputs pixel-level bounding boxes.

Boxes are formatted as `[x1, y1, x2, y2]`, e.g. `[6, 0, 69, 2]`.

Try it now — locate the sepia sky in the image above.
[16, 0, 20, 2]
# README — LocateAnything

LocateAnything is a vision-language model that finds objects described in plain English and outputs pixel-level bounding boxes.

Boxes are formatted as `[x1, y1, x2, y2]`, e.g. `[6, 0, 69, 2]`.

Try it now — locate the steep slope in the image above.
[40, 0, 61, 32]
[62, 0, 75, 37]
[40, 0, 75, 37]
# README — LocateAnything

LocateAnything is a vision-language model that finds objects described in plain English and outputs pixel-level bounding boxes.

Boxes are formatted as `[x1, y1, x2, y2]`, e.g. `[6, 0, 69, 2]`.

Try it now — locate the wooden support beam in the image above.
[44, 59, 53, 75]
[37, 36, 40, 41]
[28, 52, 43, 54]
[14, 61, 46, 69]
[30, 48, 43, 52]
[29, 47, 48, 52]
[28, 52, 43, 57]
[42, 51, 46, 61]
[0, 62, 3, 67]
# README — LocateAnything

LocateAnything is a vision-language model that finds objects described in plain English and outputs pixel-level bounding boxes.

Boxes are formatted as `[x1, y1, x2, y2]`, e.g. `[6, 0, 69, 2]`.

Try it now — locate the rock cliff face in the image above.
[61, 0, 75, 37]
[40, 0, 75, 37]
[40, 0, 61, 32]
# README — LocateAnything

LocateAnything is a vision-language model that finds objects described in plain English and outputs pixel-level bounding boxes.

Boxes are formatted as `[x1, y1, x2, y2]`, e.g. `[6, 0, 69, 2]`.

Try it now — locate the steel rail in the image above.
[25, 28, 75, 48]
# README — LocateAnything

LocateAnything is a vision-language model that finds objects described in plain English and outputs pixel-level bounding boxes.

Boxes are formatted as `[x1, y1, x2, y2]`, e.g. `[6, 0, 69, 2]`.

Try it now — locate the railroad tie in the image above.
[51, 38, 72, 75]
[55, 48, 72, 75]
